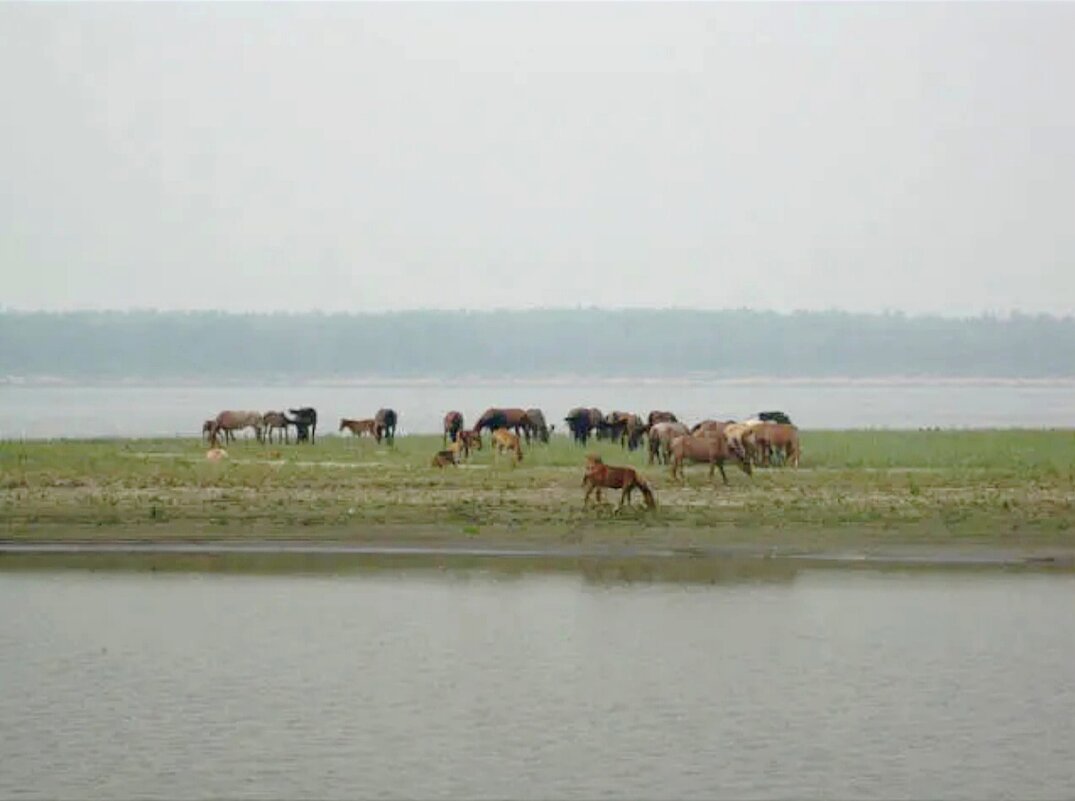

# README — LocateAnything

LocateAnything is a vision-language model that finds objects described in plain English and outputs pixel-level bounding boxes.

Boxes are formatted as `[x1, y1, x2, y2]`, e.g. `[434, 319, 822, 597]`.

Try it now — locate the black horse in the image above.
[564, 407, 602, 445]
[375, 408, 398, 445]
[288, 407, 318, 444]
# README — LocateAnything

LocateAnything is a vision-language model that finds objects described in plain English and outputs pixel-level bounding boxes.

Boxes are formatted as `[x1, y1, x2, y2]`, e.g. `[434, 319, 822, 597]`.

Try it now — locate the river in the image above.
[2, 559, 1073, 799]
[2, 377, 1073, 438]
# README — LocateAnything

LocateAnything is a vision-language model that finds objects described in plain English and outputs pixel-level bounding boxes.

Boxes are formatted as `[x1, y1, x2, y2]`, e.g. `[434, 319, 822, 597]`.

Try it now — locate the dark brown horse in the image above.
[374, 408, 398, 444]
[443, 411, 464, 445]
[472, 407, 530, 438]
[582, 454, 656, 509]
[647, 410, 679, 427]
[564, 407, 602, 445]
[524, 408, 550, 444]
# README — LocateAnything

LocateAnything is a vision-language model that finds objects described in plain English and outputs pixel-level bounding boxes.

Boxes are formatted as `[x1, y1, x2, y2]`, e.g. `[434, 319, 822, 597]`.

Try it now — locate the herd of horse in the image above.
[201, 404, 800, 510]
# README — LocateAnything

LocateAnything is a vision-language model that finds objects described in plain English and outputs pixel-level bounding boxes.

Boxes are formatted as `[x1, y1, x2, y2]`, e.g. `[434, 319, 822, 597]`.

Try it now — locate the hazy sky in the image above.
[2, 3, 1073, 316]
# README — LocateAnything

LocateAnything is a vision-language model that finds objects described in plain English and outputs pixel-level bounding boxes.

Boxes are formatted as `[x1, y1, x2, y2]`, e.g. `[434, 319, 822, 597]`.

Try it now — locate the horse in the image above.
[340, 418, 378, 438]
[758, 410, 793, 425]
[647, 421, 690, 465]
[723, 422, 760, 465]
[669, 432, 752, 485]
[288, 408, 318, 444]
[764, 423, 801, 467]
[262, 411, 290, 444]
[431, 449, 458, 468]
[455, 430, 483, 459]
[564, 407, 602, 445]
[623, 414, 647, 451]
[492, 429, 523, 464]
[211, 410, 264, 443]
[599, 411, 632, 445]
[647, 410, 678, 427]
[524, 408, 550, 444]
[201, 419, 217, 443]
[582, 454, 656, 510]
[473, 408, 530, 439]
[443, 411, 464, 445]
[691, 419, 732, 436]
[374, 408, 398, 445]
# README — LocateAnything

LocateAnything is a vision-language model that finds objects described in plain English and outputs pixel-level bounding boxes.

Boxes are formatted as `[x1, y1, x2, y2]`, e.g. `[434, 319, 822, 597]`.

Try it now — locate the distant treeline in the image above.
[2, 309, 1074, 379]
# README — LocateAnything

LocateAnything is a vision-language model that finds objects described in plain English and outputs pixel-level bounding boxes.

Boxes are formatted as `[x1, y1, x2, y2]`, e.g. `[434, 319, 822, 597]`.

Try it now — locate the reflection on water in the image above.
[3, 561, 1074, 800]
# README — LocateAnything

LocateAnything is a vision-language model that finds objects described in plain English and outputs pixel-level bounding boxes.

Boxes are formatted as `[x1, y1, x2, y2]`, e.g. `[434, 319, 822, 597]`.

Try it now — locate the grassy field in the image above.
[1, 430, 1074, 555]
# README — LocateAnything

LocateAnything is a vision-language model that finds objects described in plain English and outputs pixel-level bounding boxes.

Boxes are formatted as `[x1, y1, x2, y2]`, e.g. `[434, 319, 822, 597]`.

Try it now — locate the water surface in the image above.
[3, 563, 1073, 799]
[3, 377, 1073, 438]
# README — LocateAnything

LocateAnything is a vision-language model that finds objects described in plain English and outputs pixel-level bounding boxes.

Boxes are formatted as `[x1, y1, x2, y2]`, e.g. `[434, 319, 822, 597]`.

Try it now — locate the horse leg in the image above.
[718, 462, 729, 486]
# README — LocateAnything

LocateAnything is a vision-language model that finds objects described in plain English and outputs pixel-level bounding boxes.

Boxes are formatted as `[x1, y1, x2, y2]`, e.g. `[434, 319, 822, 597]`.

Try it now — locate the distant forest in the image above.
[2, 310, 1074, 380]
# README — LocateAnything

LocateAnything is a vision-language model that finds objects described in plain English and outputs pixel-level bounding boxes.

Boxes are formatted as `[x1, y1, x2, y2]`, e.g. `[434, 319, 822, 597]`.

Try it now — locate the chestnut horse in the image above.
[211, 410, 264, 444]
[582, 454, 656, 509]
[443, 411, 464, 445]
[455, 430, 483, 459]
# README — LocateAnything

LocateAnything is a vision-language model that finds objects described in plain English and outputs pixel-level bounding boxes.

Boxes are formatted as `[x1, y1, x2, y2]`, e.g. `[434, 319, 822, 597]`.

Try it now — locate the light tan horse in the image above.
[669, 433, 752, 485]
[339, 418, 378, 438]
[492, 429, 523, 464]
[648, 421, 690, 465]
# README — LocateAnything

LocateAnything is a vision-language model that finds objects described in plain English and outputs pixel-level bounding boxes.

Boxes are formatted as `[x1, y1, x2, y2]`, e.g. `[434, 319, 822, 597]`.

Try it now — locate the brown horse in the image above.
[431, 449, 458, 468]
[564, 407, 602, 445]
[765, 423, 801, 467]
[374, 408, 398, 445]
[202, 419, 217, 443]
[443, 411, 464, 445]
[263, 411, 290, 444]
[455, 430, 483, 459]
[669, 433, 752, 485]
[340, 418, 378, 438]
[492, 429, 523, 464]
[582, 454, 656, 509]
[211, 410, 264, 443]
[524, 408, 550, 444]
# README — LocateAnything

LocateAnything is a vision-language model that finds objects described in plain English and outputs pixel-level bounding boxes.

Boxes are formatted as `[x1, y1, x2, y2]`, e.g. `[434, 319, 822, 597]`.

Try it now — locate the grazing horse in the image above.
[624, 414, 647, 451]
[202, 419, 217, 443]
[211, 410, 264, 443]
[340, 418, 378, 438]
[473, 408, 530, 439]
[443, 411, 464, 445]
[582, 454, 656, 510]
[764, 423, 801, 467]
[262, 411, 290, 444]
[492, 429, 523, 464]
[564, 407, 602, 445]
[455, 430, 482, 459]
[374, 408, 398, 444]
[524, 408, 550, 444]
[647, 421, 690, 465]
[288, 407, 318, 444]
[670, 433, 752, 485]
[647, 410, 679, 427]
[431, 449, 458, 468]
